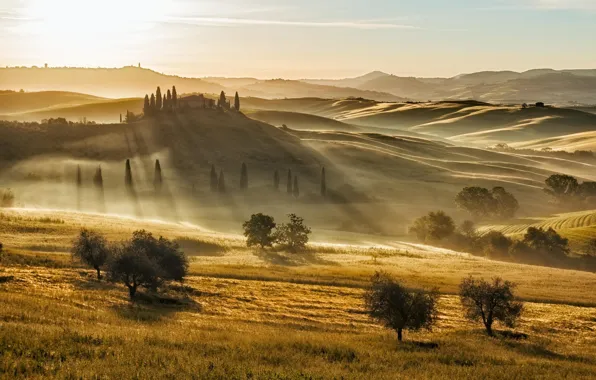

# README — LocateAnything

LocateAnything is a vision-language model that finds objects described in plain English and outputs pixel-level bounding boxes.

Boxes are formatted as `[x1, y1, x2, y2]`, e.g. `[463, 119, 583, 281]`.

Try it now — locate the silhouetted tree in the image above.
[455, 187, 496, 219]
[218, 170, 226, 193]
[287, 169, 292, 194]
[492, 187, 519, 219]
[523, 227, 569, 259]
[243, 213, 276, 248]
[218, 91, 226, 108]
[320, 167, 327, 197]
[210, 165, 218, 192]
[273, 170, 280, 190]
[166, 89, 172, 110]
[143, 94, 150, 116]
[234, 91, 240, 111]
[154, 159, 163, 192]
[275, 214, 311, 252]
[240, 162, 248, 190]
[72, 229, 110, 280]
[93, 165, 105, 211]
[76, 165, 82, 210]
[107, 230, 188, 299]
[293, 176, 299, 198]
[172, 86, 178, 108]
[150, 93, 156, 109]
[156, 87, 162, 110]
[364, 271, 438, 342]
[163, 94, 167, 110]
[410, 211, 455, 242]
[125, 159, 133, 191]
[459, 276, 523, 336]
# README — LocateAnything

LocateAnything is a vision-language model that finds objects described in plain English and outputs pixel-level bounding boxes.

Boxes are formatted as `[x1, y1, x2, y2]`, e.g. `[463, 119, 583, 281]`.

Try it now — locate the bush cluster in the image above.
[242, 213, 312, 252]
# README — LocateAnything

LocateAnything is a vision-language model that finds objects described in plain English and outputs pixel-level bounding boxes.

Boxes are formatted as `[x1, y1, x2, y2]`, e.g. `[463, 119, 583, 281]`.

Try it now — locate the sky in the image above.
[0, 0, 595, 79]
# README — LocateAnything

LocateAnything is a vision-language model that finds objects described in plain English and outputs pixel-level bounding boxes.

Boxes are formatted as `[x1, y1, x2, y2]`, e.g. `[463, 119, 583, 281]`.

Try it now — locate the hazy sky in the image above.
[1, 0, 595, 78]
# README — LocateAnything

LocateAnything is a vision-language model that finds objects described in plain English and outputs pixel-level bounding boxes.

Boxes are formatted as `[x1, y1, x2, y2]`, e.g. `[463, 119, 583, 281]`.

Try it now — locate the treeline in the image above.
[410, 210, 596, 272]
[491, 143, 595, 161]
[143, 86, 179, 116]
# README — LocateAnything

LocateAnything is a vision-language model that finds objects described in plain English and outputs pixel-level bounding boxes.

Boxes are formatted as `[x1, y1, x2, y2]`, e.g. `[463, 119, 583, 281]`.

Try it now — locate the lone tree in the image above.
[364, 271, 438, 342]
[243, 213, 276, 248]
[156, 87, 162, 110]
[409, 211, 455, 242]
[125, 159, 133, 191]
[459, 276, 523, 336]
[107, 230, 188, 299]
[234, 91, 240, 111]
[218, 91, 226, 108]
[455, 186, 519, 220]
[218, 170, 226, 193]
[154, 159, 163, 192]
[293, 176, 299, 198]
[287, 169, 292, 194]
[320, 167, 327, 197]
[275, 214, 311, 252]
[273, 170, 280, 190]
[210, 165, 218, 192]
[240, 162, 248, 190]
[172, 86, 178, 108]
[150, 93, 156, 109]
[71, 229, 110, 280]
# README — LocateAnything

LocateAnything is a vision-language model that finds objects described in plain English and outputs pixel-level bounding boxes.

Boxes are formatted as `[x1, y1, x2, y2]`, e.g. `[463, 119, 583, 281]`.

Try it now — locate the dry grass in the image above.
[0, 266, 594, 379]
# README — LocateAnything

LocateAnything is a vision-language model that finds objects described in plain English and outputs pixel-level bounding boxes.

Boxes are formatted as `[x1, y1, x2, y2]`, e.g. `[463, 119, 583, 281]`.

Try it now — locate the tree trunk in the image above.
[127, 285, 137, 300]
[397, 328, 403, 342]
[95, 267, 101, 281]
[485, 322, 493, 336]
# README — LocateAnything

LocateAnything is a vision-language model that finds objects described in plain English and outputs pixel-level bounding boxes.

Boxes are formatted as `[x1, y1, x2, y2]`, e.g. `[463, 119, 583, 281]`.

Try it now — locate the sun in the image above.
[21, 0, 169, 65]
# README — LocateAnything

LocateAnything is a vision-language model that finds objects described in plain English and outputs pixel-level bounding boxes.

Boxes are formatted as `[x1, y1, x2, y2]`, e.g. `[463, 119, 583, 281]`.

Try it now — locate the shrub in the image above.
[364, 271, 438, 342]
[409, 211, 455, 242]
[459, 276, 523, 336]
[478, 231, 512, 259]
[71, 229, 111, 280]
[522, 227, 569, 262]
[107, 230, 188, 299]
[243, 213, 276, 248]
[275, 214, 311, 252]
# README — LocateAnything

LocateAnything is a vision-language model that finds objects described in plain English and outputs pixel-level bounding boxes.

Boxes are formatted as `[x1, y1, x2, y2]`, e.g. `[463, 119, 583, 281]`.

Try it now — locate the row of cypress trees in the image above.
[76, 160, 327, 205]
[143, 86, 178, 116]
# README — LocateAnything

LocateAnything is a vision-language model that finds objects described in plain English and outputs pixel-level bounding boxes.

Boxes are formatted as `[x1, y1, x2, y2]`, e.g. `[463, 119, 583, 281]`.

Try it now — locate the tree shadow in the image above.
[174, 237, 228, 257]
[500, 338, 593, 364]
[111, 290, 202, 323]
[255, 249, 338, 267]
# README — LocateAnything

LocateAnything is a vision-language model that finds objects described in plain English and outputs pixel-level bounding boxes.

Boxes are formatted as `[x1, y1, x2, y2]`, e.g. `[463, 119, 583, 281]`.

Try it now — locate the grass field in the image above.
[1, 208, 596, 378]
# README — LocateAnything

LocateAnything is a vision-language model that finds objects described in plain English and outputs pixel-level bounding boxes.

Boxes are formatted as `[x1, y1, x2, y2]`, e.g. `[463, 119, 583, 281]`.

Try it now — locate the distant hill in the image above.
[0, 90, 104, 114]
[302, 69, 596, 105]
[0, 66, 404, 102]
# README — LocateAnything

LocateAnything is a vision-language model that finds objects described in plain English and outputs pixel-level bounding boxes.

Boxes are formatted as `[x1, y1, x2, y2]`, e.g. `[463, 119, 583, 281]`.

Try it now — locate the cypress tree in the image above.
[93, 165, 105, 212]
[76, 165, 82, 209]
[166, 89, 172, 110]
[240, 162, 248, 190]
[163, 94, 167, 110]
[154, 159, 163, 192]
[321, 167, 327, 197]
[156, 87, 162, 110]
[218, 170, 226, 193]
[143, 94, 150, 116]
[234, 91, 240, 111]
[125, 159, 133, 190]
[219, 91, 226, 108]
[293, 176, 299, 198]
[172, 86, 177, 108]
[287, 169, 292, 194]
[210, 165, 218, 192]
[274, 170, 280, 190]
[150, 93, 156, 109]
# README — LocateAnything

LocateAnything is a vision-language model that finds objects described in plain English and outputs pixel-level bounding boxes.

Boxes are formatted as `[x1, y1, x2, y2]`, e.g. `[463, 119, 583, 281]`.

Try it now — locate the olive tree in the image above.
[364, 272, 438, 342]
[107, 230, 188, 299]
[71, 229, 111, 280]
[459, 276, 523, 336]
[243, 213, 276, 248]
[275, 214, 311, 252]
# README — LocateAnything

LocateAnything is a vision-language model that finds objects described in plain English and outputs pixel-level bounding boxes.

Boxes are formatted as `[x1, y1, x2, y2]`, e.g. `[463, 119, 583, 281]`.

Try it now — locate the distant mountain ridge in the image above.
[303, 69, 596, 105]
